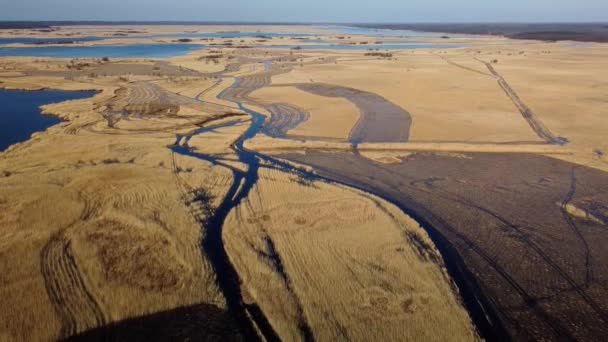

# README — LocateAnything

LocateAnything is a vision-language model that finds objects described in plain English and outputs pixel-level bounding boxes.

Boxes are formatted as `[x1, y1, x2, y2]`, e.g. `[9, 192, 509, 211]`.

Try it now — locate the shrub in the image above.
[365, 52, 393, 58]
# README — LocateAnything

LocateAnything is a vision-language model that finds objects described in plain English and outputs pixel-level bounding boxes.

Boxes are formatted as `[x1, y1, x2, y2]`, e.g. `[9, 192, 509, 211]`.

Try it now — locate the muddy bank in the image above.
[291, 83, 411, 143]
[280, 151, 608, 341]
[262, 103, 310, 138]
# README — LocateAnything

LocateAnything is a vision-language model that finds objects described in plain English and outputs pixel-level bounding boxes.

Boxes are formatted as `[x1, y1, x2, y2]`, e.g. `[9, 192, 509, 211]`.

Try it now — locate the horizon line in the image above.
[1, 20, 607, 25]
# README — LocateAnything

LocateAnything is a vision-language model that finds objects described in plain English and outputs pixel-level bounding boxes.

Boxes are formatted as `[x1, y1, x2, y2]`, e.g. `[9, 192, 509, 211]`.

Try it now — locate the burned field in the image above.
[291, 83, 412, 143]
[280, 151, 608, 341]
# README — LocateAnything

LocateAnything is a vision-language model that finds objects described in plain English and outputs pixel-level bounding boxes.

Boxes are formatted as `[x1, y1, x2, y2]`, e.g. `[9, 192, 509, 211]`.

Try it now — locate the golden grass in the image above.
[0, 73, 244, 340]
[251, 85, 359, 140]
[4, 34, 607, 340]
[0, 159, 230, 340]
[244, 134, 573, 155]
[263, 43, 608, 171]
[223, 167, 477, 341]
[482, 44, 608, 166]
[270, 52, 542, 143]
[187, 121, 250, 155]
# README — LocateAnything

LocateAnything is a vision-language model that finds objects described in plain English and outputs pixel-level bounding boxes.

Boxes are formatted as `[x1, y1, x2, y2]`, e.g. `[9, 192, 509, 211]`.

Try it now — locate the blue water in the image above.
[300, 38, 326, 43]
[323, 25, 476, 38]
[0, 41, 460, 58]
[142, 31, 311, 39]
[0, 32, 309, 45]
[0, 89, 97, 151]
[0, 43, 206, 58]
[264, 43, 463, 50]
[0, 27, 466, 58]
[0, 36, 104, 45]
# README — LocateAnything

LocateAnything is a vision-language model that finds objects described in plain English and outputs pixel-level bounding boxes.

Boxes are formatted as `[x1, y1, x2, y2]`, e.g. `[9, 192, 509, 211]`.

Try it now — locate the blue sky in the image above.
[1, 0, 607, 22]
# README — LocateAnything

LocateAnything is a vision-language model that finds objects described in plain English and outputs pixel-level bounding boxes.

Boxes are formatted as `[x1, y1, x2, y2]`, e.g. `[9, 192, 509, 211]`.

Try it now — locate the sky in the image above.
[1, 0, 607, 22]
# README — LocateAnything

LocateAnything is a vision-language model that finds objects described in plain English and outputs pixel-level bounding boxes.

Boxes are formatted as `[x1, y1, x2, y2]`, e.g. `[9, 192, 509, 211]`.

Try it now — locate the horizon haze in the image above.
[1, 0, 608, 22]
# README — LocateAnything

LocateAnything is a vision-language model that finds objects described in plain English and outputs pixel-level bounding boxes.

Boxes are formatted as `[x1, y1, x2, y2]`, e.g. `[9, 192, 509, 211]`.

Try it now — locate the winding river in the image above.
[169, 60, 501, 341]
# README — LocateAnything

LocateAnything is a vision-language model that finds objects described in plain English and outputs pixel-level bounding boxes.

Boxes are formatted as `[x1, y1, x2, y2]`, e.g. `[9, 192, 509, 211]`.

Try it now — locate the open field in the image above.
[1, 24, 607, 341]
[0, 55, 249, 340]
[224, 167, 476, 341]
[281, 151, 608, 341]
[269, 53, 547, 144]
[0, 40, 478, 340]
[251, 85, 359, 140]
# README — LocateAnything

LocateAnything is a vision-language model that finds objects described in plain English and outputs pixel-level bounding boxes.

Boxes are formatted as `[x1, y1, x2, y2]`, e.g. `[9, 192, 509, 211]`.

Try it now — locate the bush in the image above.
[365, 52, 393, 58]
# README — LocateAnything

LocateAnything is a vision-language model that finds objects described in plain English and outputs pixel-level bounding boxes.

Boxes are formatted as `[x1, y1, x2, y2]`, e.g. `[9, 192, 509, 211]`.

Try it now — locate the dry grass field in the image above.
[0, 62, 247, 340]
[270, 51, 544, 143]
[282, 150, 608, 341]
[251, 85, 359, 140]
[223, 167, 476, 341]
[1, 24, 607, 341]
[490, 46, 608, 152]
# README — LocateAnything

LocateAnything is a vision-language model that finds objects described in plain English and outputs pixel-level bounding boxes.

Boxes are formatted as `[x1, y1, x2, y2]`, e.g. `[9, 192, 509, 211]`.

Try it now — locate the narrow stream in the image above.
[170, 61, 502, 341]
[171, 73, 286, 341]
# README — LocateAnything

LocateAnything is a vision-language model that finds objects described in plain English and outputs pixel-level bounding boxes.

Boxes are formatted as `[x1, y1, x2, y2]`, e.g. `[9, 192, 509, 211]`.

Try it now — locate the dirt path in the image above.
[478, 59, 567, 145]
[439, 56, 492, 76]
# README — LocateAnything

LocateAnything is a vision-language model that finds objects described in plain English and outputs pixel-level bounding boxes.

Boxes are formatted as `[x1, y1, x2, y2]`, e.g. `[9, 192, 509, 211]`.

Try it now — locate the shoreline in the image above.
[0, 88, 99, 152]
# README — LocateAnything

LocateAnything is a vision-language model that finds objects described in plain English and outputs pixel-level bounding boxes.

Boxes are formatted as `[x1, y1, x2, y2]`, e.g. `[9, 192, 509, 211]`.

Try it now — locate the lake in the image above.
[322, 25, 476, 38]
[0, 26, 467, 58]
[0, 36, 105, 45]
[264, 43, 464, 50]
[0, 89, 97, 151]
[0, 43, 206, 58]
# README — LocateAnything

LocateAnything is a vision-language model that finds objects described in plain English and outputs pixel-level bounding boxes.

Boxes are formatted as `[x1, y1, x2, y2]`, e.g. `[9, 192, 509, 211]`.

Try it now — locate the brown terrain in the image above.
[281, 151, 608, 340]
[0, 25, 478, 341]
[1, 24, 608, 341]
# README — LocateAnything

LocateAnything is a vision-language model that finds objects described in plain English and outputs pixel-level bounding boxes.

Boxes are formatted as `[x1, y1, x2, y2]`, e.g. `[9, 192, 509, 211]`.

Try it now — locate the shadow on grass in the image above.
[66, 303, 243, 342]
